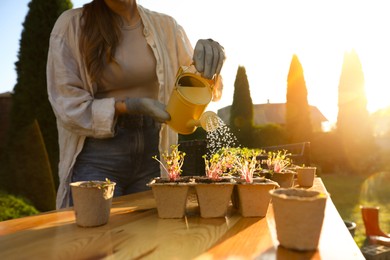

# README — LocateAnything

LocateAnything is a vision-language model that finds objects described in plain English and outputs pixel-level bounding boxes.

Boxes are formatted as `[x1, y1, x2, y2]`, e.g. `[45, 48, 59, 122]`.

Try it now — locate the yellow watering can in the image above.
[166, 65, 219, 135]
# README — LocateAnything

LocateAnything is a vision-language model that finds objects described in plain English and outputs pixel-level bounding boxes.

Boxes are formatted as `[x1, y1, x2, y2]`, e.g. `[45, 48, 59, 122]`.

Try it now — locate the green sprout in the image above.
[153, 144, 186, 181]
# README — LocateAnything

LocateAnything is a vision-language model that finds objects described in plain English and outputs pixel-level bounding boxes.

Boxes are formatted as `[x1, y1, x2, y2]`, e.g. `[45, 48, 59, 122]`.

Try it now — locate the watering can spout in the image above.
[186, 111, 219, 132]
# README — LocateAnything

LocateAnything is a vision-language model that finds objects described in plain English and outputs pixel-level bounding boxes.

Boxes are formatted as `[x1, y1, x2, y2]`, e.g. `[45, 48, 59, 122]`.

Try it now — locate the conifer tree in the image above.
[9, 120, 56, 211]
[336, 49, 375, 172]
[286, 54, 312, 143]
[230, 66, 254, 147]
[8, 0, 72, 184]
[0, 0, 72, 201]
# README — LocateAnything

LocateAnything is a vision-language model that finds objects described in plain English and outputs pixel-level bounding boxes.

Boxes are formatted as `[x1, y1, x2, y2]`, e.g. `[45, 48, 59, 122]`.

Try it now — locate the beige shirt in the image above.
[96, 19, 159, 100]
[47, 5, 193, 209]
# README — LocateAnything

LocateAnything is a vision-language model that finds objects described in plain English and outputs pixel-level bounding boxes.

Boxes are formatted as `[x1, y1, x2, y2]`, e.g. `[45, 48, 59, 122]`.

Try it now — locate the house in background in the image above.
[217, 102, 328, 132]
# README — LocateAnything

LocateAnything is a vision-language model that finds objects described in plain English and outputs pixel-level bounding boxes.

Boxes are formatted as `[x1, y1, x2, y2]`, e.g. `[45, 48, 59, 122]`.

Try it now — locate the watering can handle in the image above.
[176, 63, 216, 89]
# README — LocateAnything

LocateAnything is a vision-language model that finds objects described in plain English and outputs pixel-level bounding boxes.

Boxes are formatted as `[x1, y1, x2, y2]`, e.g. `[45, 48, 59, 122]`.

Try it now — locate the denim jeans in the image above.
[71, 115, 161, 204]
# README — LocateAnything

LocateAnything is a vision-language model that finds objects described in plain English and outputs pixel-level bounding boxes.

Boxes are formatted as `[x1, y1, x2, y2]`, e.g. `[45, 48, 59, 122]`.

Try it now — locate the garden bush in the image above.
[0, 191, 39, 221]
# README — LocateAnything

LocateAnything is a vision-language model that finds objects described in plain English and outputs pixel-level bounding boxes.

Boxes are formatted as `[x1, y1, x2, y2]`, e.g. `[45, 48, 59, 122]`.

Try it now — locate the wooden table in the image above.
[0, 178, 364, 259]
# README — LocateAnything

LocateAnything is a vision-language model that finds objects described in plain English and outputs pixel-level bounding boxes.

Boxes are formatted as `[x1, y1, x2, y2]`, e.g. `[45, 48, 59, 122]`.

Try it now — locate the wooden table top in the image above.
[0, 178, 364, 259]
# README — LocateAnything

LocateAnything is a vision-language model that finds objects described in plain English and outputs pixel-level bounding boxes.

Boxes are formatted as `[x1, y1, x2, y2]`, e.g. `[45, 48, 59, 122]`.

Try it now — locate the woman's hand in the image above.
[193, 39, 225, 79]
[125, 98, 170, 123]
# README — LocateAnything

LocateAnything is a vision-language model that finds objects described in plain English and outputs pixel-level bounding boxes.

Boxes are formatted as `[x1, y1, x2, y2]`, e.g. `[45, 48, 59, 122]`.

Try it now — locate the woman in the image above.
[47, 0, 225, 209]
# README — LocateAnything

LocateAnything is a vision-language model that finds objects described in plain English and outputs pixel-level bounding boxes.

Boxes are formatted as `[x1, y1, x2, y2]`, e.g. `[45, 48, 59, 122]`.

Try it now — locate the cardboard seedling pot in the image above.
[271, 171, 295, 188]
[149, 181, 190, 219]
[297, 167, 317, 187]
[236, 178, 279, 217]
[195, 182, 234, 218]
[71, 181, 116, 227]
[270, 188, 328, 251]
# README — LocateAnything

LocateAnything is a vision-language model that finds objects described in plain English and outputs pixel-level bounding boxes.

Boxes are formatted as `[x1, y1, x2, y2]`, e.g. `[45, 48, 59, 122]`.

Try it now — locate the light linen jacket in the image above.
[47, 5, 193, 209]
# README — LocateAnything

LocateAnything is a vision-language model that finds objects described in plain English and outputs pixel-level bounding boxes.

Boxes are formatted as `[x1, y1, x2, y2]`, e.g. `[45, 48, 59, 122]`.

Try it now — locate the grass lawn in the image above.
[321, 172, 390, 248]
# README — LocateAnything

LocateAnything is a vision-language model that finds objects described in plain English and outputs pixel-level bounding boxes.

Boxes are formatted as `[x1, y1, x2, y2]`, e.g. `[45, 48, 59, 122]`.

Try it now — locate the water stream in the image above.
[204, 115, 239, 157]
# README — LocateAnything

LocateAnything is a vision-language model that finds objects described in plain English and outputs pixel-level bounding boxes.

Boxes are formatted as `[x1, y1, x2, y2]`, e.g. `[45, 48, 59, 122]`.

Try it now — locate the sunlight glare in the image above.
[60, 1, 390, 123]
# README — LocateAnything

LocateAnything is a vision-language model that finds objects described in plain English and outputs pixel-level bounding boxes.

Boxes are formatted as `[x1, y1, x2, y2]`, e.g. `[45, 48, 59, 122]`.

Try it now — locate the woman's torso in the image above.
[95, 18, 159, 100]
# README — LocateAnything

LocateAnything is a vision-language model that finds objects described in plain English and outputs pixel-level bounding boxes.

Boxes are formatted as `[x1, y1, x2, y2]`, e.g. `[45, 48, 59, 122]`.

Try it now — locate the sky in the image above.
[1, 0, 390, 125]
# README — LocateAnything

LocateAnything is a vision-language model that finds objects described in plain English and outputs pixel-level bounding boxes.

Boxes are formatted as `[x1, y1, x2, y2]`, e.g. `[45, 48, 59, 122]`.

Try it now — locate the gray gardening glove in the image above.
[125, 97, 170, 123]
[193, 39, 226, 79]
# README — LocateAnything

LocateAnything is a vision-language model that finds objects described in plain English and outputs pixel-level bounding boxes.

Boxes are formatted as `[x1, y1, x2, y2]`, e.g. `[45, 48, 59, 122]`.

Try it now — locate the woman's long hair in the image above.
[79, 0, 122, 82]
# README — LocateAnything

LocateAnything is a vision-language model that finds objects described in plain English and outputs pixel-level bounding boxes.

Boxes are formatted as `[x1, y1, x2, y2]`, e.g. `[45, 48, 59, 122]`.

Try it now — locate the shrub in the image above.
[0, 191, 39, 221]
[252, 124, 288, 148]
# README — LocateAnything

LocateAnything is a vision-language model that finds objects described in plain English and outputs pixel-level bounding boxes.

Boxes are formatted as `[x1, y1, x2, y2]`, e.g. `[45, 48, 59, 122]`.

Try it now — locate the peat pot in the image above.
[70, 180, 116, 227]
[270, 188, 328, 251]
[195, 178, 235, 218]
[147, 177, 192, 219]
[271, 171, 295, 188]
[235, 178, 279, 217]
[297, 167, 317, 187]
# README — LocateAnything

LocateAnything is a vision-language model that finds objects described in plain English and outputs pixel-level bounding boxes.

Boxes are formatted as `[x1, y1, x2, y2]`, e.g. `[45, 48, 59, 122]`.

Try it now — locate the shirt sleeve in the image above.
[174, 23, 193, 67]
[46, 13, 116, 138]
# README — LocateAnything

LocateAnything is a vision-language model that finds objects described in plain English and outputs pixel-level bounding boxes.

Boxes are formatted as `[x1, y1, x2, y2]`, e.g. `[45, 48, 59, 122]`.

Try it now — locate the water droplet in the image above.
[205, 116, 240, 157]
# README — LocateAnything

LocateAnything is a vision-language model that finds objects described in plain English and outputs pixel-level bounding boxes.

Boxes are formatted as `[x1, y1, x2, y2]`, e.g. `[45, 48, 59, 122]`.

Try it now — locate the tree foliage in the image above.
[6, 120, 56, 211]
[230, 66, 254, 147]
[286, 54, 312, 143]
[3, 0, 72, 190]
[251, 123, 288, 148]
[336, 49, 376, 173]
[0, 0, 72, 210]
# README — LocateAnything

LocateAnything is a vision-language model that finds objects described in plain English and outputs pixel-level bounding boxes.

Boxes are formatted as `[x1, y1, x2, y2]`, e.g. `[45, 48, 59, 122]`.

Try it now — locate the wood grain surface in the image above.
[0, 178, 364, 259]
